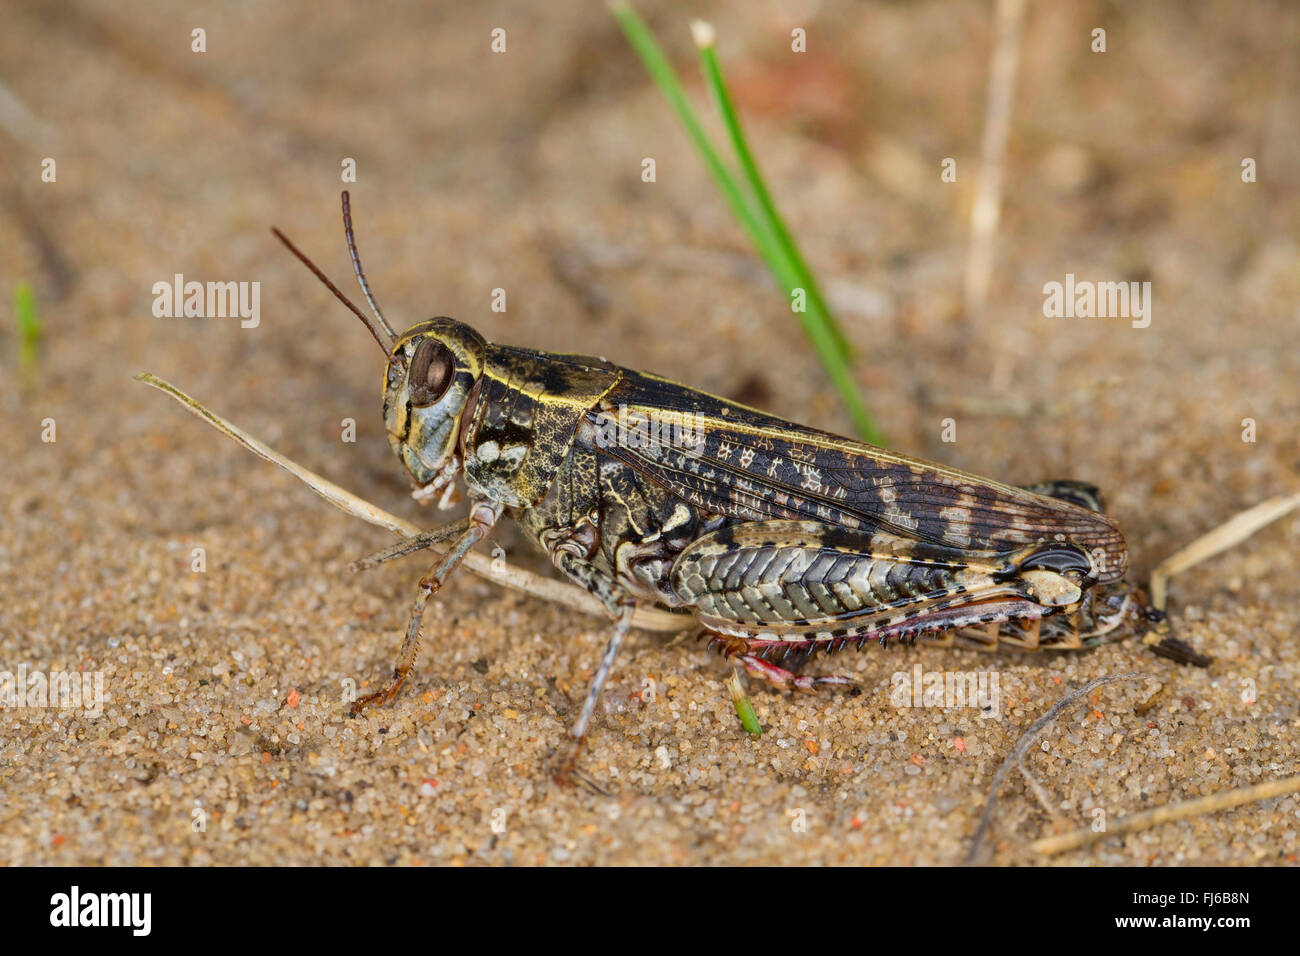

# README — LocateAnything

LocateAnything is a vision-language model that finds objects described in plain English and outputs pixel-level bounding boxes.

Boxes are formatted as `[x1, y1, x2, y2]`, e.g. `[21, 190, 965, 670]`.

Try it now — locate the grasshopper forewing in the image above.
[271, 193, 1163, 773]
[599, 368, 1128, 574]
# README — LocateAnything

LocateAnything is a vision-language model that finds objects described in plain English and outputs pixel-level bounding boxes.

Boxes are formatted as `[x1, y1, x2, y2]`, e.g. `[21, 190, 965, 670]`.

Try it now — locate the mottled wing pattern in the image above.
[594, 370, 1127, 582]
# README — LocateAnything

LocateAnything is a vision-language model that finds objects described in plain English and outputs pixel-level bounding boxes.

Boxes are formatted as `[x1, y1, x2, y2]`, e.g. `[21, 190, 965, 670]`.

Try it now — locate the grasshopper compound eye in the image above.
[409, 339, 455, 407]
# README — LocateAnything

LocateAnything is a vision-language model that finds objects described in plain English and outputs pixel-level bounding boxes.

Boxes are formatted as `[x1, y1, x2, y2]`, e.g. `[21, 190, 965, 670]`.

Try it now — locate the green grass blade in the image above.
[694, 26, 853, 364]
[726, 669, 762, 737]
[14, 282, 43, 381]
[610, 3, 884, 446]
[610, 4, 773, 253]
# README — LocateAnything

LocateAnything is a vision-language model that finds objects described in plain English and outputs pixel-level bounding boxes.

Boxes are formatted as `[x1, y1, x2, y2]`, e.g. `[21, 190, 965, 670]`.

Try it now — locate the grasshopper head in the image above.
[270, 194, 490, 507]
[384, 318, 486, 502]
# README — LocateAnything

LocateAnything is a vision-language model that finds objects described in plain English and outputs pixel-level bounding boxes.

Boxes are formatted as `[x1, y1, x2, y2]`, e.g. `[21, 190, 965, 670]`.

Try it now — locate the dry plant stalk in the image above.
[134, 372, 687, 633]
[964, 0, 1026, 327]
[1149, 492, 1300, 611]
[964, 673, 1147, 865]
[1033, 774, 1300, 856]
[966, 496, 1300, 862]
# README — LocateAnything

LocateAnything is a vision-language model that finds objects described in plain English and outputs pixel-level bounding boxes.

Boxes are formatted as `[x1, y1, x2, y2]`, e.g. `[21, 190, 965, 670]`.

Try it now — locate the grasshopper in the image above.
[274, 193, 1172, 760]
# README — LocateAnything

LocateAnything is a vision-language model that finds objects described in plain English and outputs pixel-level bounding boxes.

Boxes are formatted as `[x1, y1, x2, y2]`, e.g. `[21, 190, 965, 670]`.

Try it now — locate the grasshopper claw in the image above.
[348, 671, 409, 716]
[552, 739, 610, 795]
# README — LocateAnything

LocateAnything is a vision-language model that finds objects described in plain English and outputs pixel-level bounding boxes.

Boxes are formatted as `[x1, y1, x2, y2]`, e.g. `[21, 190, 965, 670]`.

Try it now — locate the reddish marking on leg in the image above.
[738, 654, 854, 693]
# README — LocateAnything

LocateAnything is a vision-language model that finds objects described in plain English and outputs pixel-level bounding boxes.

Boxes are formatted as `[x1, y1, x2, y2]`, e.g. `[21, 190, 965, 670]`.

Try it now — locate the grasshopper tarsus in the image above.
[1150, 635, 1214, 668]
[349, 670, 410, 717]
[551, 737, 609, 795]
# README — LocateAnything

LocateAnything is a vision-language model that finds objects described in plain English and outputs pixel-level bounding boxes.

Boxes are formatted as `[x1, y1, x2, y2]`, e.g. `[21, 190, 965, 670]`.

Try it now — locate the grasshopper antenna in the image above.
[341, 190, 398, 341]
[270, 225, 396, 362]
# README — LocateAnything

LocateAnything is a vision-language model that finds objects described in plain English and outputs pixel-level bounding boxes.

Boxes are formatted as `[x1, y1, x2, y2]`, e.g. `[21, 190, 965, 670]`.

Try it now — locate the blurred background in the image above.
[1, 1, 1296, 865]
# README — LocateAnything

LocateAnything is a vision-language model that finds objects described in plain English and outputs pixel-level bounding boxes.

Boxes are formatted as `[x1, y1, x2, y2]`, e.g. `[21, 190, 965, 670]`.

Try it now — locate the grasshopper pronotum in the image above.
[251, 192, 1186, 773]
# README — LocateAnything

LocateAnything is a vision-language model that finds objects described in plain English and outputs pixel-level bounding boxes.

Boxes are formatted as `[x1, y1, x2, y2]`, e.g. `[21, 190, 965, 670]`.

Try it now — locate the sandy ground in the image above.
[1, 0, 1297, 865]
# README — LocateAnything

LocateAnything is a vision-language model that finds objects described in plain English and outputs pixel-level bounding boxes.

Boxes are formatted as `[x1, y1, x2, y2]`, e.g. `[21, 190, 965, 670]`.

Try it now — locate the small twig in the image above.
[134, 372, 688, 633]
[1033, 774, 1300, 856]
[964, 672, 1147, 865]
[1149, 492, 1300, 611]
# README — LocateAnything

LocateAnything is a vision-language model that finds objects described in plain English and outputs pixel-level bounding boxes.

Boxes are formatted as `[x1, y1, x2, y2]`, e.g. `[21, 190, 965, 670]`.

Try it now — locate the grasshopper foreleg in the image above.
[350, 501, 501, 716]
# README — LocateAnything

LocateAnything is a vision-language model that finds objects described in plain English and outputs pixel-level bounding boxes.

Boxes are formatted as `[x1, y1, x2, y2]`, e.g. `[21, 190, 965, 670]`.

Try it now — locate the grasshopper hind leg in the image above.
[1021, 480, 1107, 513]
[704, 632, 857, 692]
[1024, 481, 1209, 662]
[737, 652, 856, 692]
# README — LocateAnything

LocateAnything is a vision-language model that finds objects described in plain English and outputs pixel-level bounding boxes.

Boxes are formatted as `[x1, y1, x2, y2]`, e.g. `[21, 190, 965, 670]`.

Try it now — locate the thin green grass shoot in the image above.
[610, 3, 884, 445]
